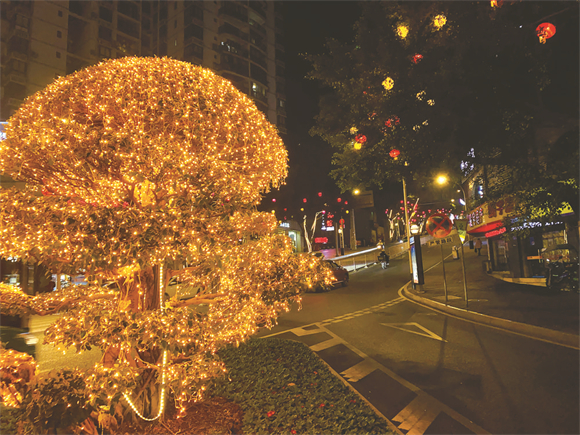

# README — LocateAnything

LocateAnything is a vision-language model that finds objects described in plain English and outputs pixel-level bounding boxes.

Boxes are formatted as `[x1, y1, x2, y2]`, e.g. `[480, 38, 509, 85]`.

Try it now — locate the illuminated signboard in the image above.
[279, 222, 290, 228]
[314, 237, 328, 244]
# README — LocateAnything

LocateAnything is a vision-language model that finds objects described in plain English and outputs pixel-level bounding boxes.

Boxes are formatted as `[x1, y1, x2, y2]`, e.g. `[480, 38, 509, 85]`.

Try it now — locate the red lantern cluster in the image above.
[412, 54, 423, 64]
[385, 116, 400, 128]
[536, 23, 556, 44]
[389, 149, 401, 159]
[355, 134, 367, 144]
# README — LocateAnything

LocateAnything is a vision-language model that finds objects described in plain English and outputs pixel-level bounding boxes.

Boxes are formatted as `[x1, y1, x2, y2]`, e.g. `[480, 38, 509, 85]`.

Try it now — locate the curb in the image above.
[401, 284, 579, 350]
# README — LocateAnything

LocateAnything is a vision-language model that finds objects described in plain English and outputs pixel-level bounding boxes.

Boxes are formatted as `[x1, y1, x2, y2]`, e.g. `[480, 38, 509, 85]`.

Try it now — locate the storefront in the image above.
[276, 220, 304, 253]
[467, 198, 571, 279]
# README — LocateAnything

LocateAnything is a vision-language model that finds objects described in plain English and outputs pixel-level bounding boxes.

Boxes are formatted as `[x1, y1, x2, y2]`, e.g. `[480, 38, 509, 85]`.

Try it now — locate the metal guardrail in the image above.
[328, 234, 438, 271]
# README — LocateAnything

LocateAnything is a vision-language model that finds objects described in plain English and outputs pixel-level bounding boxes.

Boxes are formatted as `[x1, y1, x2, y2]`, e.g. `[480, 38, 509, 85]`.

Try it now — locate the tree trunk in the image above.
[102, 266, 164, 419]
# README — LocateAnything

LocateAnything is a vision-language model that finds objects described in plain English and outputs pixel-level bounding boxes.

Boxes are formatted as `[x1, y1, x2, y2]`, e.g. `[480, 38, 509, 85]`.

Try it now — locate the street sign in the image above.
[454, 219, 467, 243]
[427, 236, 454, 247]
[351, 190, 374, 209]
[426, 213, 453, 239]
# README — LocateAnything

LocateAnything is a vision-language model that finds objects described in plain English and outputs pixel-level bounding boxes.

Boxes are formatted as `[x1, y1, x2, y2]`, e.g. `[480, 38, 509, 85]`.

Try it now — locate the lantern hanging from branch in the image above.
[396, 24, 409, 39]
[536, 23, 556, 44]
[354, 142, 362, 150]
[355, 134, 367, 144]
[490, 0, 503, 8]
[416, 90, 426, 101]
[382, 77, 394, 91]
[389, 149, 400, 160]
[412, 54, 423, 64]
[427, 99, 435, 106]
[433, 14, 447, 30]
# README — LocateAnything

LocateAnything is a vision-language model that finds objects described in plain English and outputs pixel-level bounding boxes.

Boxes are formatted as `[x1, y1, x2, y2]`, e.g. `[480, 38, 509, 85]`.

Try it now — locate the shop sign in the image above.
[314, 237, 328, 244]
[485, 227, 506, 238]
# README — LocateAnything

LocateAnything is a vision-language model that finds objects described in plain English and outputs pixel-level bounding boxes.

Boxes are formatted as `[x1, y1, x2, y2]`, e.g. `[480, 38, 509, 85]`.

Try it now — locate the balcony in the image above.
[7, 98, 23, 111]
[218, 4, 248, 24]
[218, 24, 249, 42]
[9, 25, 30, 41]
[216, 61, 249, 78]
[217, 42, 249, 59]
[3, 71, 26, 86]
[8, 51, 28, 63]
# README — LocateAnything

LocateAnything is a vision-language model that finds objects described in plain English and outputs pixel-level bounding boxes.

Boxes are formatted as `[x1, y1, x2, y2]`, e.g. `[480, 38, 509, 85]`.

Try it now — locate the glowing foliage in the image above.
[0, 57, 330, 421]
[350, 127, 358, 135]
[0, 348, 37, 408]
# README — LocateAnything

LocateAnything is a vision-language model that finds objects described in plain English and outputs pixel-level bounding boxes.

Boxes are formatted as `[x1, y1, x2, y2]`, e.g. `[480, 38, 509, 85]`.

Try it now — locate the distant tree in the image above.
[307, 1, 578, 228]
[0, 57, 330, 426]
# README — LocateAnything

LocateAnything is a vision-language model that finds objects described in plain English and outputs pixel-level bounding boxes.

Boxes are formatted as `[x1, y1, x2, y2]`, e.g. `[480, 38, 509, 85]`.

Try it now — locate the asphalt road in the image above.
[258, 244, 580, 435]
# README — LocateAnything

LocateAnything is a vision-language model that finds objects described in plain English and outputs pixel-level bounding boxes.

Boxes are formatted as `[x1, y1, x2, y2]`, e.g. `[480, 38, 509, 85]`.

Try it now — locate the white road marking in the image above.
[340, 359, 381, 382]
[393, 394, 443, 435]
[309, 337, 342, 351]
[380, 322, 447, 342]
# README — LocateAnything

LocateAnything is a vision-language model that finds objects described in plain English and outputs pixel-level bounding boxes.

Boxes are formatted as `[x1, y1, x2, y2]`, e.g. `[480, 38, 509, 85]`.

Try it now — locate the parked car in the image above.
[326, 260, 349, 288]
[0, 326, 38, 358]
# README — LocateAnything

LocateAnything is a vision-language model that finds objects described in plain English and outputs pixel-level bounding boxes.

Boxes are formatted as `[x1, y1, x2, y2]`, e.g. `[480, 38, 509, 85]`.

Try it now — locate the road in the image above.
[257, 243, 580, 435]
[31, 242, 579, 434]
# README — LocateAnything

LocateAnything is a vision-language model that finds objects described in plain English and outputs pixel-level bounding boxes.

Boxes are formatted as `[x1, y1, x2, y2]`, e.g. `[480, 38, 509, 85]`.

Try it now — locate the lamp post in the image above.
[402, 177, 413, 274]
[436, 174, 467, 213]
[436, 174, 469, 306]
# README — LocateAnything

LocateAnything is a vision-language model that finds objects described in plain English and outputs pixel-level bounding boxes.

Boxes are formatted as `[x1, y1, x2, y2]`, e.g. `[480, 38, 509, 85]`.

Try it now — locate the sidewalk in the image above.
[402, 242, 580, 349]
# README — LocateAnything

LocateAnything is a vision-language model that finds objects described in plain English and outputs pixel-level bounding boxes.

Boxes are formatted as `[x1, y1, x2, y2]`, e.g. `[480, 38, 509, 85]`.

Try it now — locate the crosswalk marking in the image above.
[309, 337, 342, 351]
[340, 359, 380, 382]
[393, 394, 443, 434]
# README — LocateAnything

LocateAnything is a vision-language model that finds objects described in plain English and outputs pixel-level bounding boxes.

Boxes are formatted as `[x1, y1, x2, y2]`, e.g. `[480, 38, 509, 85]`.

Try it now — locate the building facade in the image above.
[1, 0, 286, 132]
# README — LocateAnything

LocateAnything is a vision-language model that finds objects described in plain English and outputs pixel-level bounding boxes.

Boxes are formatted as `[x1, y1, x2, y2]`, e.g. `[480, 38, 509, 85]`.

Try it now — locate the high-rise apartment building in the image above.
[0, 0, 286, 133]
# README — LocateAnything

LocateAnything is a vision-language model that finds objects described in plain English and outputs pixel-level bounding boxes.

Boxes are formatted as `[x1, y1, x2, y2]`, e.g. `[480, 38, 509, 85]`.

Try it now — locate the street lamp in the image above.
[435, 173, 469, 306]
[436, 174, 467, 213]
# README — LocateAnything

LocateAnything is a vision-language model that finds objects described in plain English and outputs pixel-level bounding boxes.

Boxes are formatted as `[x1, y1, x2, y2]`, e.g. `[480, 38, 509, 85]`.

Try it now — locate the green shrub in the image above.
[210, 338, 393, 434]
[19, 368, 94, 434]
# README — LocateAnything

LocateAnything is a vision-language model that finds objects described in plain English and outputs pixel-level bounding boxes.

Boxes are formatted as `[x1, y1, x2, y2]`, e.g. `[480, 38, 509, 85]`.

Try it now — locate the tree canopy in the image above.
[307, 1, 578, 222]
[0, 57, 330, 423]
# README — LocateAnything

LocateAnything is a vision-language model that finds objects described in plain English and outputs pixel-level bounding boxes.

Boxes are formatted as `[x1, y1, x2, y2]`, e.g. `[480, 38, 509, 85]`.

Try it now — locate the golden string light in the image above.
[0, 57, 332, 421]
[382, 77, 395, 91]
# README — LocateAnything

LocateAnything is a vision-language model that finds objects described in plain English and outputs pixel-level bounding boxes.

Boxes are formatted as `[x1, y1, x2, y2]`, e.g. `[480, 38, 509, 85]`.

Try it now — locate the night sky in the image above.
[260, 2, 363, 216]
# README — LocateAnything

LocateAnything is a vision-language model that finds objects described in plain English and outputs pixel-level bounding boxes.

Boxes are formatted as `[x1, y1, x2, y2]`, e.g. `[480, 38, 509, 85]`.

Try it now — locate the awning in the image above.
[467, 220, 504, 236]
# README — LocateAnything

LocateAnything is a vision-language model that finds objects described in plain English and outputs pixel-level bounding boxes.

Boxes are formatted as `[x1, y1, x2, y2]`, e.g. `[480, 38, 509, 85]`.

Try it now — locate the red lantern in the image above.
[318, 192, 322, 197]
[412, 54, 423, 64]
[536, 23, 556, 44]
[337, 198, 342, 203]
[389, 149, 400, 159]
[303, 198, 307, 203]
[385, 119, 392, 128]
[355, 134, 367, 144]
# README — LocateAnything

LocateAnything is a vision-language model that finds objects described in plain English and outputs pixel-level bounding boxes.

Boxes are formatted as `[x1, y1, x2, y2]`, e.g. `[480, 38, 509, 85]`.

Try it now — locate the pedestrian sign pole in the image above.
[454, 219, 469, 308]
[426, 213, 453, 305]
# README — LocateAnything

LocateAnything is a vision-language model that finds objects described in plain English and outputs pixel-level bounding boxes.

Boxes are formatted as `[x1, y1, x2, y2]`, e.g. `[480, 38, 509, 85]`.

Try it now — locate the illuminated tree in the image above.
[0, 57, 330, 424]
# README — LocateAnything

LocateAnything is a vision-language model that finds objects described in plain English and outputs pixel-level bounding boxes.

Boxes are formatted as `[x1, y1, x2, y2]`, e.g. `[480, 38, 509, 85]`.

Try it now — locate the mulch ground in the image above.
[115, 397, 243, 435]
